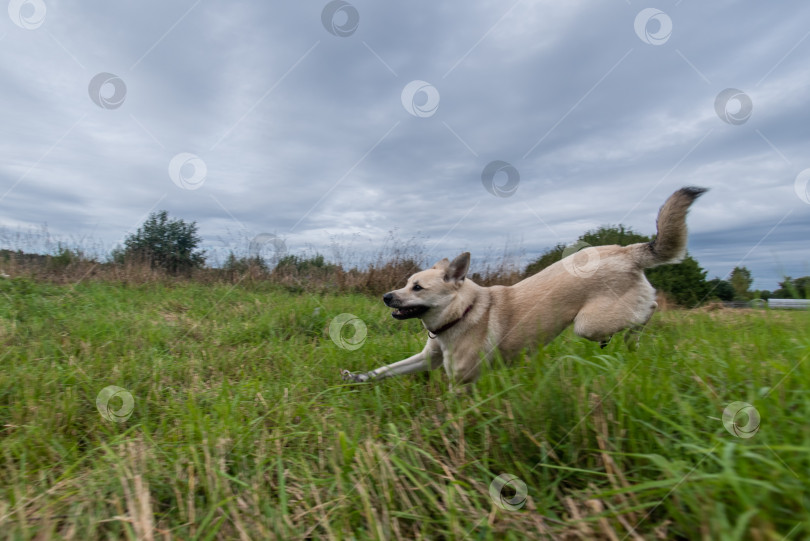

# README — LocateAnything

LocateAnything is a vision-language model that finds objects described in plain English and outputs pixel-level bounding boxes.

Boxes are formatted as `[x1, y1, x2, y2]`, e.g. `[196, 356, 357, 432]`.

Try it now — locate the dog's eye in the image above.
[412, 284, 423, 291]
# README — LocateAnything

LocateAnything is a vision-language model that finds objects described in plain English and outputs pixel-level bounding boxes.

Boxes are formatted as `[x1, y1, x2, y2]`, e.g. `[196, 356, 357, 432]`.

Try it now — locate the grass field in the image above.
[1, 276, 809, 539]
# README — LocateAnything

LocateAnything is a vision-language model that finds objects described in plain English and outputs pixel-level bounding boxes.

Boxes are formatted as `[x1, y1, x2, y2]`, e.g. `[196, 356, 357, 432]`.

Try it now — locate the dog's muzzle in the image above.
[383, 292, 429, 320]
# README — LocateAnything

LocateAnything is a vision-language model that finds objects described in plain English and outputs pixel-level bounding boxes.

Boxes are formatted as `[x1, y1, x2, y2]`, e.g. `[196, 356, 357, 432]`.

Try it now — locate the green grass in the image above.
[1, 277, 809, 539]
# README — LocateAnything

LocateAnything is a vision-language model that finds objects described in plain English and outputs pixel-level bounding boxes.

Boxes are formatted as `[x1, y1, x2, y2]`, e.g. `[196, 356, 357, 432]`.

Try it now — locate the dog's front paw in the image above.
[341, 369, 373, 383]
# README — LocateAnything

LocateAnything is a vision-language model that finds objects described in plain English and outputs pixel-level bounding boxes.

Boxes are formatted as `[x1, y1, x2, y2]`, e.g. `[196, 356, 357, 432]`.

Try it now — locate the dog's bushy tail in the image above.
[634, 186, 707, 268]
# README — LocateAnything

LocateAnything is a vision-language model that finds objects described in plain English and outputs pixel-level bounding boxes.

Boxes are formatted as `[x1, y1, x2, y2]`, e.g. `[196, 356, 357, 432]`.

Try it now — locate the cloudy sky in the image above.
[1, 0, 808, 290]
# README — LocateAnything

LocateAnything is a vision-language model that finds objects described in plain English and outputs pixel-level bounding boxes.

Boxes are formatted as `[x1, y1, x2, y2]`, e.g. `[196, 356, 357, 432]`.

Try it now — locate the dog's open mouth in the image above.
[391, 305, 429, 320]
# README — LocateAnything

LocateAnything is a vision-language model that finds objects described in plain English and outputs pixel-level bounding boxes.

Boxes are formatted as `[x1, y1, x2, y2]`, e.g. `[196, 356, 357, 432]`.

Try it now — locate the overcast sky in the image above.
[1, 0, 808, 290]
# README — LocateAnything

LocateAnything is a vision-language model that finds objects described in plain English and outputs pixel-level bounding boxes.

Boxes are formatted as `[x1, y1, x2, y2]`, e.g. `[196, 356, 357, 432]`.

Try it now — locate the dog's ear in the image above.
[432, 258, 450, 270]
[444, 252, 470, 283]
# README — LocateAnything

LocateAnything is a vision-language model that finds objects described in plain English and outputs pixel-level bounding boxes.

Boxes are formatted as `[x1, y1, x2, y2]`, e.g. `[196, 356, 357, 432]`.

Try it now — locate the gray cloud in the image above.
[1, 0, 808, 290]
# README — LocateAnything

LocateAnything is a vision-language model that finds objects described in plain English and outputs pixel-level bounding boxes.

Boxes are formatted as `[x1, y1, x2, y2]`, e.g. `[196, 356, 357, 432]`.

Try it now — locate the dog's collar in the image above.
[426, 303, 474, 339]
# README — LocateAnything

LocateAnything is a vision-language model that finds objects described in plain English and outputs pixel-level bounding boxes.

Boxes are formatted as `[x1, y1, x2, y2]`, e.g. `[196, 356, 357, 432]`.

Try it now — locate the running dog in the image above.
[342, 187, 706, 386]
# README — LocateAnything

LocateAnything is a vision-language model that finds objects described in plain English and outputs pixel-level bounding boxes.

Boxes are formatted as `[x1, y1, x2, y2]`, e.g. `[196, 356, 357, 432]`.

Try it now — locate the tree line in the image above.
[119, 211, 807, 305]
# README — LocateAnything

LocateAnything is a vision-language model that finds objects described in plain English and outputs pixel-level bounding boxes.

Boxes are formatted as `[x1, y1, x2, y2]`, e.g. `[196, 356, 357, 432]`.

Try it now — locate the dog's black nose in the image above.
[383, 292, 394, 306]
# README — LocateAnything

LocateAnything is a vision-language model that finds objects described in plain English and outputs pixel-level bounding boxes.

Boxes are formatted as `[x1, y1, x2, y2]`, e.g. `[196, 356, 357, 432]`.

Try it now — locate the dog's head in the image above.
[383, 252, 471, 321]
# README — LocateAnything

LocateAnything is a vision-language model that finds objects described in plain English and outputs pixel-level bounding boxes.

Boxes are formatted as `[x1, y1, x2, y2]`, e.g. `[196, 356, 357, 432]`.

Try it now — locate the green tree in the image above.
[121, 211, 206, 274]
[706, 278, 735, 301]
[795, 277, 810, 298]
[580, 224, 651, 247]
[646, 255, 709, 307]
[772, 276, 810, 299]
[752, 289, 771, 301]
[729, 266, 753, 300]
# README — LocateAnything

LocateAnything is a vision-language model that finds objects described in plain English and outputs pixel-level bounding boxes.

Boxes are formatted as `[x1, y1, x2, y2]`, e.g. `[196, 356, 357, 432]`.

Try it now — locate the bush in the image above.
[223, 253, 268, 274]
[706, 278, 735, 302]
[772, 276, 810, 299]
[120, 211, 206, 275]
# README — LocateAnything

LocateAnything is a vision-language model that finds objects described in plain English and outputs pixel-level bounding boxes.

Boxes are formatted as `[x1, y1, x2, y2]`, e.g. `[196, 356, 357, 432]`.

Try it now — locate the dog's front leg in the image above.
[342, 338, 442, 383]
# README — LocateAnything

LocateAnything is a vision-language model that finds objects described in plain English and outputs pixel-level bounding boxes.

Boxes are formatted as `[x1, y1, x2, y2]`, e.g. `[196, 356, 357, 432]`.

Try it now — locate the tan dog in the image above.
[342, 187, 706, 385]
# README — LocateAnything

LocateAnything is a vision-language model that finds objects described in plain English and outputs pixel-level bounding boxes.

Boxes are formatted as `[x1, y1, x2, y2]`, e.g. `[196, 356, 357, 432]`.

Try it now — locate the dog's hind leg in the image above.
[574, 297, 651, 346]
[573, 310, 617, 345]
[623, 326, 644, 350]
[624, 301, 657, 350]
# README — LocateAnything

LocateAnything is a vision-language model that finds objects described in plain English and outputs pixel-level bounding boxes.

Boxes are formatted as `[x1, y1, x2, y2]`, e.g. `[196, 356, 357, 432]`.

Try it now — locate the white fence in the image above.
[767, 299, 810, 310]
[722, 299, 810, 310]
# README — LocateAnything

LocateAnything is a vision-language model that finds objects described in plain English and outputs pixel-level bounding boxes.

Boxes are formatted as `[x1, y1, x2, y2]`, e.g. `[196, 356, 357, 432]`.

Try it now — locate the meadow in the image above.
[1, 276, 809, 539]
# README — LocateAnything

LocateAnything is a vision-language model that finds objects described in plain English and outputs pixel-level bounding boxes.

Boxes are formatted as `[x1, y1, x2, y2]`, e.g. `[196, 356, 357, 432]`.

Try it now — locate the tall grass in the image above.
[1, 277, 808, 539]
[0, 225, 526, 295]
